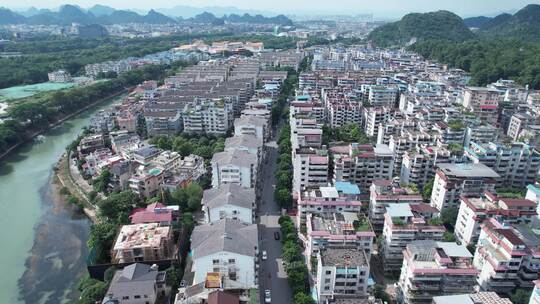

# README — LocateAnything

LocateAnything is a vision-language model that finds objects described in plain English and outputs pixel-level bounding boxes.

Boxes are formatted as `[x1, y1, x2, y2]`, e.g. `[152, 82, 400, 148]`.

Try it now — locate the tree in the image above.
[97, 190, 137, 221]
[275, 188, 292, 207]
[293, 292, 314, 304]
[443, 231, 456, 242]
[93, 168, 111, 193]
[373, 284, 391, 303]
[422, 178, 435, 201]
[510, 289, 532, 304]
[441, 207, 459, 231]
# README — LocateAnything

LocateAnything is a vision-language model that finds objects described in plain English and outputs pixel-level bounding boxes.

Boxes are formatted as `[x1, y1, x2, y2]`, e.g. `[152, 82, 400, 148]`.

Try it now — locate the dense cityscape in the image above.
[1, 2, 540, 304]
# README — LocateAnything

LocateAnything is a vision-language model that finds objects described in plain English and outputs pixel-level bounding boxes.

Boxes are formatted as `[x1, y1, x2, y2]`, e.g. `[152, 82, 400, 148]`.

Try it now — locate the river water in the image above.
[0, 96, 122, 304]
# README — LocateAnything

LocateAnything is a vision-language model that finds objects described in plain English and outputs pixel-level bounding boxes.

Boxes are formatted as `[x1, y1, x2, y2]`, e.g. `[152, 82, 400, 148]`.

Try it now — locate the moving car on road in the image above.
[274, 231, 280, 240]
[264, 289, 271, 303]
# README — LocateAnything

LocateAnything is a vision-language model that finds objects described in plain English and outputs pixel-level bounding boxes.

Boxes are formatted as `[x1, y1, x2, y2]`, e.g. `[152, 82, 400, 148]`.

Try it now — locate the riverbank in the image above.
[0, 93, 124, 304]
[0, 88, 129, 161]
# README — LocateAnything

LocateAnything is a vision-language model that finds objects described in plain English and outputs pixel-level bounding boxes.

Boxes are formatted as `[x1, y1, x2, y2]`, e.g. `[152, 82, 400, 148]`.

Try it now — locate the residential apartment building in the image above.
[190, 219, 259, 289]
[332, 143, 394, 192]
[297, 183, 364, 222]
[364, 106, 393, 137]
[473, 218, 540, 293]
[48, 69, 72, 83]
[398, 240, 479, 304]
[202, 184, 256, 224]
[400, 144, 457, 189]
[316, 248, 370, 303]
[111, 223, 173, 264]
[183, 100, 231, 135]
[369, 180, 424, 231]
[432, 292, 512, 304]
[367, 85, 398, 107]
[465, 141, 540, 188]
[430, 163, 499, 211]
[381, 203, 445, 273]
[234, 116, 268, 142]
[211, 149, 258, 189]
[455, 193, 537, 246]
[462, 87, 500, 126]
[293, 148, 329, 194]
[303, 212, 375, 268]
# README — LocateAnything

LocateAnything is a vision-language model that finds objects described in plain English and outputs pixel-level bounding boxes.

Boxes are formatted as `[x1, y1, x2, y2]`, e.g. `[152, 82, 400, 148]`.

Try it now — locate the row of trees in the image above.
[275, 125, 293, 208]
[279, 216, 314, 304]
[409, 38, 540, 89]
[150, 134, 225, 160]
[0, 64, 169, 155]
[0, 32, 231, 89]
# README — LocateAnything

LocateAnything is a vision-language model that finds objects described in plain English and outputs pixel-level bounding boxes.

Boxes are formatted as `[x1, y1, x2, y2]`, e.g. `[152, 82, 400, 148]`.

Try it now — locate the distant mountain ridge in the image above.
[0, 5, 292, 26]
[368, 10, 474, 47]
[469, 4, 540, 41]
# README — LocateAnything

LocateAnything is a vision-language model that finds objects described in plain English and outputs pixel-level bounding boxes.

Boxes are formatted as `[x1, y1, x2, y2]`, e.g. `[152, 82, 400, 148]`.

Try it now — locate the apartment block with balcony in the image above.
[234, 115, 269, 142]
[363, 106, 393, 137]
[473, 218, 540, 294]
[455, 193, 537, 246]
[465, 141, 540, 189]
[297, 183, 364, 223]
[111, 223, 174, 264]
[304, 212, 375, 270]
[381, 203, 445, 273]
[182, 99, 231, 135]
[432, 292, 512, 304]
[430, 163, 499, 212]
[316, 248, 370, 303]
[332, 143, 394, 193]
[400, 144, 458, 189]
[462, 87, 500, 126]
[190, 219, 259, 289]
[211, 149, 258, 189]
[398, 240, 479, 304]
[369, 180, 424, 232]
[293, 148, 329, 194]
[202, 184, 256, 224]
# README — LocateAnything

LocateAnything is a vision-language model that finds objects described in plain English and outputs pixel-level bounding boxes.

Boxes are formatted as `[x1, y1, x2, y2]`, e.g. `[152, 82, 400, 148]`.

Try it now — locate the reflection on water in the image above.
[18, 180, 90, 304]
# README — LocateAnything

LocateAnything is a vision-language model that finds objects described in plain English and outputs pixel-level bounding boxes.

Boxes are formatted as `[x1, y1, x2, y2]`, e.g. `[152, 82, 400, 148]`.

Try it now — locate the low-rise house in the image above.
[129, 202, 180, 227]
[316, 248, 370, 303]
[202, 184, 256, 224]
[102, 263, 167, 304]
[128, 166, 164, 198]
[190, 219, 259, 289]
[111, 223, 174, 264]
[78, 134, 106, 156]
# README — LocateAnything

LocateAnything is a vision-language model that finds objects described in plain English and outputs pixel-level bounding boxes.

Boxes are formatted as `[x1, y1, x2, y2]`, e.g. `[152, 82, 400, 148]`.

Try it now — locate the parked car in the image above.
[264, 289, 271, 303]
[274, 231, 280, 240]
[262, 250, 267, 260]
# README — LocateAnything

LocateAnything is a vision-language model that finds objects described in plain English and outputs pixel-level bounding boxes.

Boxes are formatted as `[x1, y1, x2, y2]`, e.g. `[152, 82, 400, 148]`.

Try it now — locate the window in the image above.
[134, 295, 141, 299]
[213, 259, 220, 264]
[122, 296, 129, 300]
[326, 270, 332, 275]
[229, 259, 236, 264]
[325, 279, 331, 283]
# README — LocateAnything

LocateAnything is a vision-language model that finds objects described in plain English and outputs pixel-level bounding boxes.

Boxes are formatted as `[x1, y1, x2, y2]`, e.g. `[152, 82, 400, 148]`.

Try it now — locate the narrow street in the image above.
[258, 129, 293, 304]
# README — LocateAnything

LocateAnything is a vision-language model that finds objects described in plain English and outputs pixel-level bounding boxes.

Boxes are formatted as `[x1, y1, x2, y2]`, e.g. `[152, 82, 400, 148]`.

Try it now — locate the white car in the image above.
[264, 289, 271, 303]
[262, 250, 267, 260]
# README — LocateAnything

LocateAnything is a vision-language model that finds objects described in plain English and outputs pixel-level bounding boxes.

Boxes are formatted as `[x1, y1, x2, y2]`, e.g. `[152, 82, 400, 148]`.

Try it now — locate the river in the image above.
[0, 95, 123, 304]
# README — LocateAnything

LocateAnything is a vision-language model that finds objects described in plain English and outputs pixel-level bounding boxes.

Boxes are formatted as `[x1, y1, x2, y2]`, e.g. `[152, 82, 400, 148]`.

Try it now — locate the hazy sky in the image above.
[4, 0, 540, 18]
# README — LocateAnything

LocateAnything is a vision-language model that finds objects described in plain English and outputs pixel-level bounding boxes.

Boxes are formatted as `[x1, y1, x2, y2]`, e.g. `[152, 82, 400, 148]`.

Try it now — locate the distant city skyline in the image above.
[3, 0, 540, 19]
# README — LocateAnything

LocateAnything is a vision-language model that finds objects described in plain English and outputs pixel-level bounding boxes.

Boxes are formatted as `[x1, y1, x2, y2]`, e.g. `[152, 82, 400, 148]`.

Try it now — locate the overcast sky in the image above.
[4, 0, 540, 18]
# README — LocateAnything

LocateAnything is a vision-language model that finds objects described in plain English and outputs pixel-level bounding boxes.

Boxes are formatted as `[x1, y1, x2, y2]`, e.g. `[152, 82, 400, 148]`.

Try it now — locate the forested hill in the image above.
[474, 4, 540, 42]
[409, 39, 540, 89]
[367, 10, 474, 47]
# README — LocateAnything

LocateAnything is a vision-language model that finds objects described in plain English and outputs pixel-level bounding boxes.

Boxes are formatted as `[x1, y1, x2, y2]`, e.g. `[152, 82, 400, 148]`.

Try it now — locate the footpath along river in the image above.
[0, 95, 123, 304]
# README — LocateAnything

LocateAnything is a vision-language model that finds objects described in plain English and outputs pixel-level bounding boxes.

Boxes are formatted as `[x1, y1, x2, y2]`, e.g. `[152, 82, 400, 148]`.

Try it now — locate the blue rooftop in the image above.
[297, 95, 310, 101]
[527, 184, 540, 196]
[334, 182, 361, 195]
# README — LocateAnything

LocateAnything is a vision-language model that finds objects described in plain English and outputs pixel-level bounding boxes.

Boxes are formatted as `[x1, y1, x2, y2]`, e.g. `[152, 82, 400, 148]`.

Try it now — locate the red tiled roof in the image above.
[500, 198, 537, 208]
[208, 291, 240, 304]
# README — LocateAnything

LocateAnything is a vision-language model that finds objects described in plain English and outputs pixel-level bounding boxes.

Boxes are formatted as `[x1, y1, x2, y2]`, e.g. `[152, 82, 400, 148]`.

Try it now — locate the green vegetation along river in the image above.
[0, 94, 123, 304]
